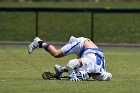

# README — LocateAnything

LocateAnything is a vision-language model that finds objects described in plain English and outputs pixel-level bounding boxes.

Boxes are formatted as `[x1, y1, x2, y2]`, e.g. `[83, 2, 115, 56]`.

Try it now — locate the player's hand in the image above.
[68, 72, 80, 81]
[69, 77, 80, 81]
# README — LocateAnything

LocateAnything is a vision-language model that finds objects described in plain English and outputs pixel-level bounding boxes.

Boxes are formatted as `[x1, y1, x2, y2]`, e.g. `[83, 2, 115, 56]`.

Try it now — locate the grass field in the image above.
[0, 45, 139, 93]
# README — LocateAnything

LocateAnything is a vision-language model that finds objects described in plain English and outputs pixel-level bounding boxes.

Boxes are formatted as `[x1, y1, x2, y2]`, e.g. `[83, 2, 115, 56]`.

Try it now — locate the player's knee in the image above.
[67, 59, 80, 70]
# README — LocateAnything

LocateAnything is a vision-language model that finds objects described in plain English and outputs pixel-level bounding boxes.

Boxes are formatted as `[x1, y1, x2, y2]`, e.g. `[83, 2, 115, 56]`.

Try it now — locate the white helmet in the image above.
[76, 71, 89, 80]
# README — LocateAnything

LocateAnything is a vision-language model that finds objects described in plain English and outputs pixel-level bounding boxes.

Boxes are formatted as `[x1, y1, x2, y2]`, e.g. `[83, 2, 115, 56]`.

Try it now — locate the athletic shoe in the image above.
[54, 64, 64, 80]
[28, 37, 42, 54]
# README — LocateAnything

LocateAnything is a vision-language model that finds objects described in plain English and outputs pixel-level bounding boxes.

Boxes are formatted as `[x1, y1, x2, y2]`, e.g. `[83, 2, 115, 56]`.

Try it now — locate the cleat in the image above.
[28, 37, 42, 54]
[54, 64, 64, 80]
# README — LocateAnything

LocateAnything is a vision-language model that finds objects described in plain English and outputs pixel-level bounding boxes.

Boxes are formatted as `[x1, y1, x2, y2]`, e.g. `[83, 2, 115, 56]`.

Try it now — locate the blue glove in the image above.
[68, 72, 80, 81]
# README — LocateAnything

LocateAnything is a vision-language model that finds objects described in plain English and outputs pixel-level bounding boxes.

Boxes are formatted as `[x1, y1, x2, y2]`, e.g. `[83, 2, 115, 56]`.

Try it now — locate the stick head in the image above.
[42, 71, 56, 80]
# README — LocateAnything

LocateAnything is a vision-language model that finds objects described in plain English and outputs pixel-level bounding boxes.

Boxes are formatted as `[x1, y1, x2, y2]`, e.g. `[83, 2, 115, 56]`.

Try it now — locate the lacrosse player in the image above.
[28, 36, 112, 81]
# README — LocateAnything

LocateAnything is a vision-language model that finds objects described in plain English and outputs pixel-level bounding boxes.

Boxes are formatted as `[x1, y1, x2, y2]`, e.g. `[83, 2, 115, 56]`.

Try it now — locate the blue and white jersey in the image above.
[60, 36, 87, 56]
[80, 48, 106, 73]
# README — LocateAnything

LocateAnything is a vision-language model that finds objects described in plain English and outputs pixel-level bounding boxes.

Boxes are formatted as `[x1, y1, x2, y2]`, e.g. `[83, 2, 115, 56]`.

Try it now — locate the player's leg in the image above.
[67, 59, 82, 74]
[66, 59, 84, 81]
[28, 37, 63, 58]
[54, 64, 68, 79]
[43, 44, 64, 58]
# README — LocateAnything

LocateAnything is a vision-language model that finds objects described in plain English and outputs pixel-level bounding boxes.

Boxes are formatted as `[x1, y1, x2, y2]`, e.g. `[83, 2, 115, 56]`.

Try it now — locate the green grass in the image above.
[0, 45, 140, 93]
[1, 2, 140, 43]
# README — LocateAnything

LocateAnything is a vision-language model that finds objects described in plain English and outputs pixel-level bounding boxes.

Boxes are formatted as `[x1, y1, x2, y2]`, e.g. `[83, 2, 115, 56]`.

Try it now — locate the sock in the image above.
[44, 44, 51, 51]
[38, 41, 44, 48]
[59, 67, 65, 73]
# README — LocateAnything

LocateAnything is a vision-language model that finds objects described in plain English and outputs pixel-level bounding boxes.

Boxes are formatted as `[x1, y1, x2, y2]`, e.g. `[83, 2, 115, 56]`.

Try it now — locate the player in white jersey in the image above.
[28, 36, 112, 81]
